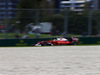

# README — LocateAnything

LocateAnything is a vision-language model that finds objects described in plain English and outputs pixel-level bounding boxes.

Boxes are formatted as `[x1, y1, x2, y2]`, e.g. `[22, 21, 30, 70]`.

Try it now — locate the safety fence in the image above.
[0, 37, 100, 46]
[1, 9, 100, 38]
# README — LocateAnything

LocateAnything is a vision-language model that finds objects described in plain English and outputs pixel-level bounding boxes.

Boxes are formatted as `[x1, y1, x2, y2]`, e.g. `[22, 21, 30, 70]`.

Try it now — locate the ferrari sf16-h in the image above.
[35, 37, 78, 46]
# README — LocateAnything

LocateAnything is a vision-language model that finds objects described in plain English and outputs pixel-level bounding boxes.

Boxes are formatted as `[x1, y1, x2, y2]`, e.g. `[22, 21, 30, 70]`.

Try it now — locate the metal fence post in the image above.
[88, 10, 94, 36]
[64, 9, 68, 37]
[35, 10, 40, 26]
[35, 10, 40, 38]
[5, 0, 9, 38]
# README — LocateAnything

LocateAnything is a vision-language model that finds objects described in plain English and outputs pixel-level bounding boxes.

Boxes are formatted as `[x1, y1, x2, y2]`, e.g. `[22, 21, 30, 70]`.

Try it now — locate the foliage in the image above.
[18, 0, 42, 9]
[68, 14, 88, 34]
[83, 1, 91, 15]
[41, 11, 96, 34]
[15, 0, 98, 35]
[17, 0, 55, 32]
[42, 14, 64, 32]
[17, 0, 42, 32]
[92, 10, 100, 34]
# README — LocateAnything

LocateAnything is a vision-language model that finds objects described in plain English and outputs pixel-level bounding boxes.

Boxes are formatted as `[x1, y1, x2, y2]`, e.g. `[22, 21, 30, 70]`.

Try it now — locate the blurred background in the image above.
[0, 0, 100, 39]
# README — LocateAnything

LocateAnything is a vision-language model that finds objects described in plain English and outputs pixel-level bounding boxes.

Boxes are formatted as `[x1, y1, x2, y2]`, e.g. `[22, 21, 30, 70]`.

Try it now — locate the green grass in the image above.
[0, 33, 82, 39]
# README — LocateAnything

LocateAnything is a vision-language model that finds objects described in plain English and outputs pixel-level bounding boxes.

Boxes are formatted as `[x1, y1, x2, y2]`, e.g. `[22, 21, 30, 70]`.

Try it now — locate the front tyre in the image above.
[41, 42, 47, 46]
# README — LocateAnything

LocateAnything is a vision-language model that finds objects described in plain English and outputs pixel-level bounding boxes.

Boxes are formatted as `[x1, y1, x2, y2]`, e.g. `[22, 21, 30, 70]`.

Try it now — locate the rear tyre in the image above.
[72, 41, 78, 45]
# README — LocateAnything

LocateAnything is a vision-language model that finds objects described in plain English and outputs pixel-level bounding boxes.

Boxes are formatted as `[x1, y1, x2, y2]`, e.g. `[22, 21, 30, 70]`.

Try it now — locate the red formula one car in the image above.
[35, 37, 78, 46]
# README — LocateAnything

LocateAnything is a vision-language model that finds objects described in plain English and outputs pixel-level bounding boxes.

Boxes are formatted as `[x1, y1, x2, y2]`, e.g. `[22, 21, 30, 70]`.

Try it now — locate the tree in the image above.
[68, 12, 97, 35]
[41, 14, 64, 32]
[17, 0, 41, 32]
[92, 10, 100, 34]
[69, 14, 88, 34]
[17, 0, 55, 32]
[42, 11, 97, 35]
[18, 0, 42, 9]
[83, 1, 92, 15]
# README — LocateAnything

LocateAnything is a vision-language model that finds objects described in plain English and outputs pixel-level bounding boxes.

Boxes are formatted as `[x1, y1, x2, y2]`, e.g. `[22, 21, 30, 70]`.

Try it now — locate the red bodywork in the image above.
[35, 37, 78, 46]
[47, 40, 72, 45]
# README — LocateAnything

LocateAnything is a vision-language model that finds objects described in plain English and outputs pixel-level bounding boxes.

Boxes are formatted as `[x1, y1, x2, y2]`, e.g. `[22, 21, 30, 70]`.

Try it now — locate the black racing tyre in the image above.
[41, 42, 48, 46]
[47, 43, 52, 46]
[72, 41, 78, 45]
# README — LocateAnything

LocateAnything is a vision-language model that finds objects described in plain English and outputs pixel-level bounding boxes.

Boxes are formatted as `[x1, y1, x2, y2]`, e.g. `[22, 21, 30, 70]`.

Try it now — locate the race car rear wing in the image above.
[71, 37, 78, 42]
